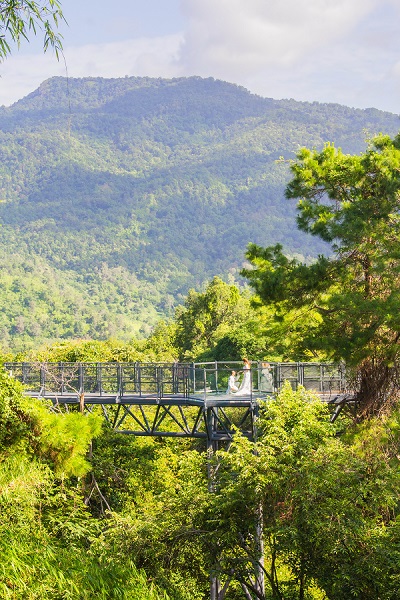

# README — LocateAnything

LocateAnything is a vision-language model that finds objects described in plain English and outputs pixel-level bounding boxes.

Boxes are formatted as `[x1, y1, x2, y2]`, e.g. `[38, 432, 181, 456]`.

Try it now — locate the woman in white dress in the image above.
[237, 358, 252, 395]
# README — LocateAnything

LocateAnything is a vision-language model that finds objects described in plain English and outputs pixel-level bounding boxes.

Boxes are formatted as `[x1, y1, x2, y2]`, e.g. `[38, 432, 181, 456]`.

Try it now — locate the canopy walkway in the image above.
[5, 361, 346, 446]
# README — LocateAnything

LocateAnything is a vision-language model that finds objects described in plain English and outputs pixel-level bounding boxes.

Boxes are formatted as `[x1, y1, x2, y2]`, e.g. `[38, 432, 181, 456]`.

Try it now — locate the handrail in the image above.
[4, 361, 346, 398]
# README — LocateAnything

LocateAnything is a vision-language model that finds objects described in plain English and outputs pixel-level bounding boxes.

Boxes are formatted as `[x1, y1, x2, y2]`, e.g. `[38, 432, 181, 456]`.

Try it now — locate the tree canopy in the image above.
[243, 133, 400, 415]
[200, 384, 400, 599]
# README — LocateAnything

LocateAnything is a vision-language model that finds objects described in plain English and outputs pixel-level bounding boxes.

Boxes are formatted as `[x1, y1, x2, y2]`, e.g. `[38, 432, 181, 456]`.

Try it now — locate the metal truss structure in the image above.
[4, 360, 347, 445]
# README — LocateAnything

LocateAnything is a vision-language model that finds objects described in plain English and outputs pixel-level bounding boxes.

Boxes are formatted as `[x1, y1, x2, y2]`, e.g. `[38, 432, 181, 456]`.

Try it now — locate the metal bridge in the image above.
[5, 361, 346, 447]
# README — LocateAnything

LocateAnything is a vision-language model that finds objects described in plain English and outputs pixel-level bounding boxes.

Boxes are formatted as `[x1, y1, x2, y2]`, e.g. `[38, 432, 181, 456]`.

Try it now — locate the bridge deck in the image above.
[29, 391, 264, 405]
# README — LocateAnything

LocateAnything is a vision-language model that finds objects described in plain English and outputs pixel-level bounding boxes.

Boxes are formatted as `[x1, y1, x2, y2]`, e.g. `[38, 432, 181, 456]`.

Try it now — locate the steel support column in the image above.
[206, 406, 222, 600]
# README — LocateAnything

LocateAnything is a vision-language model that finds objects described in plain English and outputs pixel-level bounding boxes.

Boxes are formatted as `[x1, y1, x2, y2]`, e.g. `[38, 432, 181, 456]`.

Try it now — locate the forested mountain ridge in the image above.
[0, 75, 399, 350]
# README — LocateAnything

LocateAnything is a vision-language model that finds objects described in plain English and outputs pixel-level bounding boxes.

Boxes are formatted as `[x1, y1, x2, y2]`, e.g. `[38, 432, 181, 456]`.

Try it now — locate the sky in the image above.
[1, 0, 400, 113]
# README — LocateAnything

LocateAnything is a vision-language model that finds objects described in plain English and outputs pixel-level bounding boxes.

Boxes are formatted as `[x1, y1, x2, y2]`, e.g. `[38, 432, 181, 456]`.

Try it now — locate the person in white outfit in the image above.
[227, 370, 239, 394]
[236, 358, 252, 395]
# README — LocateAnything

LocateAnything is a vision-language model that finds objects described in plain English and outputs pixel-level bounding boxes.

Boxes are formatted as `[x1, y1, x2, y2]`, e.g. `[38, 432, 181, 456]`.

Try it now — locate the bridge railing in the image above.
[3, 362, 192, 398]
[4, 361, 346, 399]
[191, 361, 346, 396]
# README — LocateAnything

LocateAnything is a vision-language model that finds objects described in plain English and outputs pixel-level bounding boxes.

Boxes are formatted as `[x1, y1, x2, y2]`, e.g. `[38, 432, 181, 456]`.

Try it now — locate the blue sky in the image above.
[1, 0, 399, 114]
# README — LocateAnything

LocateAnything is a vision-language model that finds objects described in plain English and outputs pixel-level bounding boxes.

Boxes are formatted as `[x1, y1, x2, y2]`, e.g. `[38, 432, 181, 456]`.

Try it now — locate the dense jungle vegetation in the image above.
[1, 6, 400, 598]
[1, 75, 399, 351]
[1, 126, 400, 598]
[2, 360, 400, 599]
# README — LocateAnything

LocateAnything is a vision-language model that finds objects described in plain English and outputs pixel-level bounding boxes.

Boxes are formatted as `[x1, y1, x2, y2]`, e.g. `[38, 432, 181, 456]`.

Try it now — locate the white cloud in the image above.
[173, 0, 400, 113]
[65, 35, 183, 78]
[177, 0, 378, 77]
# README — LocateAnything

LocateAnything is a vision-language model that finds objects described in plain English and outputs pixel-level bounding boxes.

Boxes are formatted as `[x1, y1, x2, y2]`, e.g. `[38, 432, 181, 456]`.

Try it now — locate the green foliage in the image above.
[26, 326, 179, 363]
[0, 368, 29, 446]
[243, 133, 400, 410]
[212, 316, 269, 361]
[242, 243, 329, 360]
[0, 0, 64, 61]
[143, 320, 179, 361]
[8, 380, 396, 600]
[3, 360, 400, 598]
[27, 407, 102, 477]
[32, 338, 141, 363]
[0, 250, 162, 351]
[174, 276, 260, 360]
[90, 434, 209, 600]
[2, 78, 400, 598]
[0, 366, 170, 599]
[84, 384, 400, 599]
[200, 384, 400, 599]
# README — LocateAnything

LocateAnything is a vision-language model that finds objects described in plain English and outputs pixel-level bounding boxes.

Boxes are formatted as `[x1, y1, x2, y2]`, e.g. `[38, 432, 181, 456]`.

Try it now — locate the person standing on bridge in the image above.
[236, 358, 252, 395]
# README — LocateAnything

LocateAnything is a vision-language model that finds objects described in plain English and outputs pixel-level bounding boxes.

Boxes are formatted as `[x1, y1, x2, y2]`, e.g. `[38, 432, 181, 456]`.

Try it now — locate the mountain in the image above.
[0, 75, 398, 350]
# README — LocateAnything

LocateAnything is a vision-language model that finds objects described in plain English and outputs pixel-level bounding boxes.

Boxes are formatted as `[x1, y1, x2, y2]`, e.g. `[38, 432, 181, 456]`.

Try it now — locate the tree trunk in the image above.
[255, 502, 265, 597]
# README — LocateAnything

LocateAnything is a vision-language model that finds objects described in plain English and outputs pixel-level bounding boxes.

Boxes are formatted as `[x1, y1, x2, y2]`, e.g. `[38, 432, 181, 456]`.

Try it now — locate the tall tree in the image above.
[174, 276, 255, 361]
[242, 133, 400, 416]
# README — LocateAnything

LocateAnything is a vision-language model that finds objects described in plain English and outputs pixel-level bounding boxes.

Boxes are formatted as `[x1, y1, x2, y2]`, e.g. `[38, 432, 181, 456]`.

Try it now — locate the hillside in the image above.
[0, 75, 399, 350]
